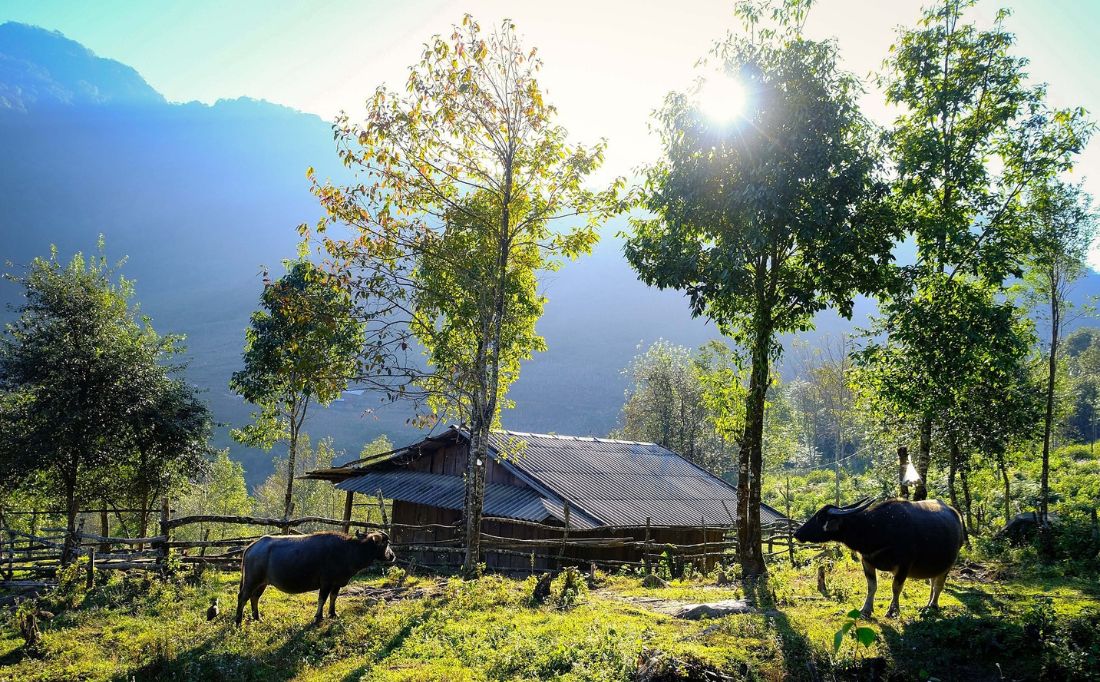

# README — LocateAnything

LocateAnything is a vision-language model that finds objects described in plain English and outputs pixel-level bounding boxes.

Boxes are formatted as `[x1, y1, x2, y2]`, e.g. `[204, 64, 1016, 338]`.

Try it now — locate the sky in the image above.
[3, 0, 1099, 257]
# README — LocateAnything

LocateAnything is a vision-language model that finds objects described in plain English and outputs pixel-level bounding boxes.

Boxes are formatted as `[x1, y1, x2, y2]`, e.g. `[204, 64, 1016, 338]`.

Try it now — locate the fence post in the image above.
[644, 517, 652, 575]
[157, 497, 171, 570]
[5, 530, 13, 581]
[342, 491, 355, 534]
[71, 517, 85, 566]
[376, 490, 389, 534]
[701, 516, 708, 573]
[786, 476, 795, 564]
[85, 548, 95, 589]
[559, 503, 571, 569]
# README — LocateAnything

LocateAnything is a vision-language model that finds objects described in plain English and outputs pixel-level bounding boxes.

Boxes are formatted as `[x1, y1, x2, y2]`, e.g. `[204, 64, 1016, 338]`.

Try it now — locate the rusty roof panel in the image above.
[336, 470, 558, 523]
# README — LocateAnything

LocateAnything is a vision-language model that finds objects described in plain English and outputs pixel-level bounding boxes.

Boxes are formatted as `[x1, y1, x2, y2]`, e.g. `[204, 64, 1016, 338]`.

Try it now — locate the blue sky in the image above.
[3, 0, 1099, 257]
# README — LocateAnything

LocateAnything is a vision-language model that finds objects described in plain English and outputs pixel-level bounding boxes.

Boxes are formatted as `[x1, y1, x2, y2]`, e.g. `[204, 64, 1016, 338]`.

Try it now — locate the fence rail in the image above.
[0, 507, 801, 585]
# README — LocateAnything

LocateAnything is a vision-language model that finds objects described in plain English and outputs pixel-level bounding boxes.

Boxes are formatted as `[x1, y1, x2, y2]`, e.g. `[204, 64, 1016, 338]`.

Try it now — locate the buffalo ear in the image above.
[354, 529, 366, 539]
[823, 517, 842, 532]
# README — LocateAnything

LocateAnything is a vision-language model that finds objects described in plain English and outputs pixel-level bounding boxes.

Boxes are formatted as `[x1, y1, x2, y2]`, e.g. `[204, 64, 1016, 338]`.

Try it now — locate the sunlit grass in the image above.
[1, 554, 1098, 680]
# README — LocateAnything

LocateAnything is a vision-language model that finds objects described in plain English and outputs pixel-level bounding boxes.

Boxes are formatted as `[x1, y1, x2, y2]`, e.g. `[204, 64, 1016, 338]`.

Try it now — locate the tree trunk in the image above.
[913, 416, 932, 501]
[283, 398, 309, 522]
[947, 441, 958, 511]
[961, 462, 974, 538]
[463, 407, 490, 573]
[99, 508, 110, 554]
[463, 164, 513, 574]
[738, 323, 770, 579]
[898, 446, 910, 499]
[999, 456, 1012, 526]
[1040, 286, 1059, 533]
[61, 476, 79, 566]
[834, 419, 842, 507]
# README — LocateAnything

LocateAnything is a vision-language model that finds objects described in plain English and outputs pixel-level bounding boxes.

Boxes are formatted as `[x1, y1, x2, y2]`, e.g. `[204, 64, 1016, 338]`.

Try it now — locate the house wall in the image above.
[403, 441, 524, 487]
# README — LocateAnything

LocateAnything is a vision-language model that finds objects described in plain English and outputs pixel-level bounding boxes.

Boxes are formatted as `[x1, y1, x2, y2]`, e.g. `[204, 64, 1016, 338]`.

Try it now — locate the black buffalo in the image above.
[794, 498, 964, 618]
[235, 531, 395, 626]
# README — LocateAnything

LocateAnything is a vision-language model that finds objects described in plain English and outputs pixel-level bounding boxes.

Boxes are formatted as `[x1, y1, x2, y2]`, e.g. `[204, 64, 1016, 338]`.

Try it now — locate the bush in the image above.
[552, 566, 588, 609]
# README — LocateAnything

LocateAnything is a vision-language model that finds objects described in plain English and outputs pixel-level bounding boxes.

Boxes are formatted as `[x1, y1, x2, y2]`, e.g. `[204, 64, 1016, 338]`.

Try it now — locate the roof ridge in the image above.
[495, 428, 657, 446]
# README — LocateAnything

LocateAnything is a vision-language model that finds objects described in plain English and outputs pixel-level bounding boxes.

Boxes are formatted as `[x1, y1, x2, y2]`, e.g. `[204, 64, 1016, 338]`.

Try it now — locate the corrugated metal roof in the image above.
[487, 430, 786, 527]
[316, 426, 785, 529]
[335, 470, 562, 523]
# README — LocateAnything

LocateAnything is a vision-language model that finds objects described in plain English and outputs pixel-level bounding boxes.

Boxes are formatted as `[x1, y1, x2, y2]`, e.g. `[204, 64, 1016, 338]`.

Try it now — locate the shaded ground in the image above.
[1, 553, 1098, 681]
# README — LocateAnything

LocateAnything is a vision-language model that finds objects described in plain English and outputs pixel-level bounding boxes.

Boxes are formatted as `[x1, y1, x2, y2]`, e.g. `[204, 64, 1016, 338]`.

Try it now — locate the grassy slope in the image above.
[1, 553, 1098, 681]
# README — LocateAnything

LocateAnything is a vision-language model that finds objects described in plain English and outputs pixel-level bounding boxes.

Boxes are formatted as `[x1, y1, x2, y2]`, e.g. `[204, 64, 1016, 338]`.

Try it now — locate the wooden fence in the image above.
[0, 503, 801, 584]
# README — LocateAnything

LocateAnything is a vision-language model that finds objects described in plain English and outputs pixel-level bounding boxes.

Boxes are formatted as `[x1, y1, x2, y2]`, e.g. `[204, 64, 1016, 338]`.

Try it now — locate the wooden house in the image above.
[306, 425, 785, 572]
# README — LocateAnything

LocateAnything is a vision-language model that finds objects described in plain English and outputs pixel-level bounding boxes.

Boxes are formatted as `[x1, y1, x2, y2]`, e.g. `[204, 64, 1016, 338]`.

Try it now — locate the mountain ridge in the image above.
[2, 22, 1097, 486]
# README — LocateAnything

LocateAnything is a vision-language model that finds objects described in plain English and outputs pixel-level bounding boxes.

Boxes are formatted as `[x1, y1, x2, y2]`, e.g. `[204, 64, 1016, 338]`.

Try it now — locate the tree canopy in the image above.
[303, 15, 622, 570]
[625, 2, 897, 577]
[0, 242, 211, 560]
[231, 259, 363, 519]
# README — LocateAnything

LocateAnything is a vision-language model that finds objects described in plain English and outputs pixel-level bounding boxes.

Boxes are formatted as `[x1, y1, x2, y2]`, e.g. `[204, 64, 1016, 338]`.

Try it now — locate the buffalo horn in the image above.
[830, 497, 876, 516]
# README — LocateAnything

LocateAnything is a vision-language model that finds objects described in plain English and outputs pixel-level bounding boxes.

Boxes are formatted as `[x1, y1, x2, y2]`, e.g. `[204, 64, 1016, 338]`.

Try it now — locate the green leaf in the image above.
[846, 609, 863, 620]
[855, 626, 877, 648]
[832, 622, 853, 654]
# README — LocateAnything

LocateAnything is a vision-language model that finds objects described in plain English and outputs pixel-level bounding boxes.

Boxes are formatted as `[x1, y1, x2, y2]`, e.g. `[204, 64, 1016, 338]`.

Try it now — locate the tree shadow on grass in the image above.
[875, 610, 1029, 682]
[337, 608, 430, 682]
[943, 584, 1005, 617]
[116, 620, 316, 682]
[744, 576, 827, 682]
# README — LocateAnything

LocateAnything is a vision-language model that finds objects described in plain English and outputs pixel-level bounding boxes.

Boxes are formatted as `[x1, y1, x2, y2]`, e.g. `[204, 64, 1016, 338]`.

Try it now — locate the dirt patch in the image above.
[342, 578, 446, 604]
[604, 593, 755, 619]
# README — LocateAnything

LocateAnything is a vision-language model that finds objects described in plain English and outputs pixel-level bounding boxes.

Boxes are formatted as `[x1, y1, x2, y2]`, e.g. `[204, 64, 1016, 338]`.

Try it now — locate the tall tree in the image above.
[304, 16, 621, 572]
[612, 340, 739, 474]
[1023, 179, 1097, 528]
[871, 0, 1090, 498]
[625, 3, 896, 577]
[231, 259, 364, 520]
[0, 243, 208, 561]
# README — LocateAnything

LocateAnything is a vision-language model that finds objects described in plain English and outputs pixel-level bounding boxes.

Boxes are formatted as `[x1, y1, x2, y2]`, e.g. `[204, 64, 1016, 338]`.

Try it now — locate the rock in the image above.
[675, 599, 754, 620]
[641, 574, 669, 589]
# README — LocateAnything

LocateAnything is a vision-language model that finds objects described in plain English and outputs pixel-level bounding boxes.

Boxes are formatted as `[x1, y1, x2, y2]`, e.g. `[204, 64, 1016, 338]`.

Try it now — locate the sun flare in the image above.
[698, 74, 747, 124]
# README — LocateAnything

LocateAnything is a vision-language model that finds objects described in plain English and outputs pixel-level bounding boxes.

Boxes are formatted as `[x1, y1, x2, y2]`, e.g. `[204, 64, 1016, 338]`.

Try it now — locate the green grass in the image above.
[2, 553, 1099, 681]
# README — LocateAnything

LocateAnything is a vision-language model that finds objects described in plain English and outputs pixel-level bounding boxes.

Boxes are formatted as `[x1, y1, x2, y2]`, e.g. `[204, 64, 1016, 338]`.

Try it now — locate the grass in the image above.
[1, 551, 1099, 681]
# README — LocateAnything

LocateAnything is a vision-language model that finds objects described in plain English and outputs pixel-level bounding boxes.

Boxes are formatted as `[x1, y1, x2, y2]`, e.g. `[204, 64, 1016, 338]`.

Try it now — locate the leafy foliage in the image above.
[626, 1, 896, 575]
[230, 259, 363, 518]
[0, 242, 211, 556]
[611, 340, 741, 474]
[303, 15, 622, 569]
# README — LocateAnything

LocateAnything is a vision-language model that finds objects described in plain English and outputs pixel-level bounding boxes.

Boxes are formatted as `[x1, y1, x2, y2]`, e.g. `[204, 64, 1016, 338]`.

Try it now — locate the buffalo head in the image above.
[355, 530, 397, 563]
[794, 497, 875, 543]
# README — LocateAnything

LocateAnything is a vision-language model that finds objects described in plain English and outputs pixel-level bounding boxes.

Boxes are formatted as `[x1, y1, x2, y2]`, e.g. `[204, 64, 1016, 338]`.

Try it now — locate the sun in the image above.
[697, 74, 747, 124]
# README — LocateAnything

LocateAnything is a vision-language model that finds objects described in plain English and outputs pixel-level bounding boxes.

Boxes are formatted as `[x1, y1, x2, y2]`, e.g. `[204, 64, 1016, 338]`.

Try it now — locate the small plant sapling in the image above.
[833, 608, 878, 656]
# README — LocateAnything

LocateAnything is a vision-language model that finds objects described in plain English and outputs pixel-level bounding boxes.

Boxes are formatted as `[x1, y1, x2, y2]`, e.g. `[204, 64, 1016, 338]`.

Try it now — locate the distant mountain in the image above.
[2, 23, 1096, 486]
[0, 22, 164, 110]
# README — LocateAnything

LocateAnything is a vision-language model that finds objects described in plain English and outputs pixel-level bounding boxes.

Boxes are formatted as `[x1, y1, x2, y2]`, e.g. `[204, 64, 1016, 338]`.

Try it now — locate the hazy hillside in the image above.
[2, 22, 1097, 486]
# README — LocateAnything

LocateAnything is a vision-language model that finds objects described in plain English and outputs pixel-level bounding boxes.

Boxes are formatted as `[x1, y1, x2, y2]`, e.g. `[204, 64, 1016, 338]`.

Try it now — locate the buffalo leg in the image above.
[886, 567, 909, 618]
[250, 585, 266, 621]
[927, 571, 948, 609]
[860, 558, 877, 618]
[328, 588, 339, 618]
[235, 587, 248, 626]
[314, 587, 329, 623]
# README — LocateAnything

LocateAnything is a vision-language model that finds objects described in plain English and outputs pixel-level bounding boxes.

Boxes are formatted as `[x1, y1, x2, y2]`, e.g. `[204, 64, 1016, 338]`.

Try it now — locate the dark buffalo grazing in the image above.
[235, 531, 395, 626]
[794, 498, 964, 618]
